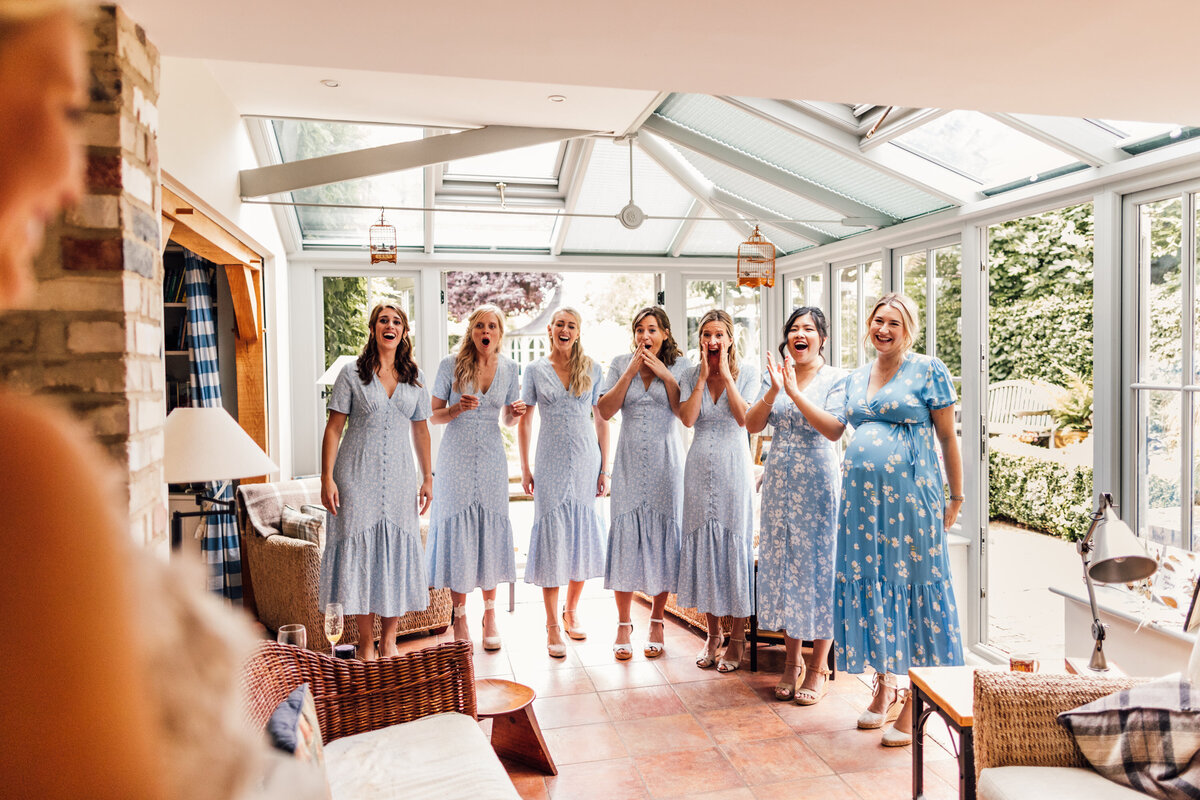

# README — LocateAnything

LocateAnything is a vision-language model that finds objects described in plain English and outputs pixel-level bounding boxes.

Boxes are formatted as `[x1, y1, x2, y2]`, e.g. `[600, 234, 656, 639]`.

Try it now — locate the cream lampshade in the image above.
[163, 407, 277, 484]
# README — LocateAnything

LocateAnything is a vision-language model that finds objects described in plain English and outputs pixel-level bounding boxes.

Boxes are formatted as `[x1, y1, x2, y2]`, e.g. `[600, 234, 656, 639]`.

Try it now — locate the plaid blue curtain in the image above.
[183, 252, 242, 603]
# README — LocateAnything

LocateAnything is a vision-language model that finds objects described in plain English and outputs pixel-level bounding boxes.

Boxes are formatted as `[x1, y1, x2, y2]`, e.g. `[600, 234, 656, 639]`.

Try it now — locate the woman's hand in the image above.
[643, 347, 672, 381]
[596, 471, 610, 497]
[521, 468, 535, 497]
[944, 497, 963, 530]
[697, 347, 711, 380]
[624, 349, 645, 377]
[716, 339, 733, 381]
[508, 400, 527, 418]
[457, 394, 480, 414]
[764, 353, 783, 395]
[417, 475, 432, 515]
[321, 477, 340, 516]
[781, 354, 799, 399]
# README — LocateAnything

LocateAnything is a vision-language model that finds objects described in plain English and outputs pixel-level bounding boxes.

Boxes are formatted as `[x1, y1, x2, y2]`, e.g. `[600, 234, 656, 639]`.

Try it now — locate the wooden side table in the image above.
[908, 666, 977, 800]
[475, 678, 557, 776]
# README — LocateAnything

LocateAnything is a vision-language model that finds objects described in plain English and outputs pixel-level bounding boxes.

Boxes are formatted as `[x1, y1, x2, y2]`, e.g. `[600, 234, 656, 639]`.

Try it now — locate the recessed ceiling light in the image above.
[321, 79, 340, 88]
[547, 94, 566, 103]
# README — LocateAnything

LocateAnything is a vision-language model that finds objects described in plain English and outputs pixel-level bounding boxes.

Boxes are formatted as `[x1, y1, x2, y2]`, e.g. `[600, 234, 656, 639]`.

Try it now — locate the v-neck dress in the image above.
[601, 352, 693, 595]
[425, 354, 521, 593]
[755, 364, 847, 640]
[675, 362, 759, 617]
[521, 358, 607, 587]
[829, 353, 964, 674]
[319, 362, 432, 617]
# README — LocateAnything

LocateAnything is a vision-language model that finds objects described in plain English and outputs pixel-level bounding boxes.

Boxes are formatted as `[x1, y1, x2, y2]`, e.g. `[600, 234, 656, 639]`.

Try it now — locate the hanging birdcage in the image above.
[736, 225, 775, 288]
[368, 210, 397, 264]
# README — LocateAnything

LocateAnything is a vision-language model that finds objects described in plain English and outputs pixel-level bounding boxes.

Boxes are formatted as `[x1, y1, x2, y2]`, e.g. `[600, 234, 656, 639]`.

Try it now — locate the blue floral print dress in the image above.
[425, 354, 520, 593]
[755, 364, 847, 639]
[675, 362, 759, 618]
[830, 353, 963, 674]
[521, 358, 607, 587]
[601, 353, 693, 596]
[319, 362, 432, 617]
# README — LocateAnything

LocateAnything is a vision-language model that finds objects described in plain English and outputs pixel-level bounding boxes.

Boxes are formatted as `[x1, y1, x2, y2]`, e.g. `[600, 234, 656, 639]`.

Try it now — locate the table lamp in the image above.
[164, 406, 278, 550]
[1077, 492, 1158, 671]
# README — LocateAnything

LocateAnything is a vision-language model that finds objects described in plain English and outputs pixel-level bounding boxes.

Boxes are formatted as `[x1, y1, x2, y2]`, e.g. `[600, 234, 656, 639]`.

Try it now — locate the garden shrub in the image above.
[989, 447, 1094, 540]
[989, 294, 1093, 385]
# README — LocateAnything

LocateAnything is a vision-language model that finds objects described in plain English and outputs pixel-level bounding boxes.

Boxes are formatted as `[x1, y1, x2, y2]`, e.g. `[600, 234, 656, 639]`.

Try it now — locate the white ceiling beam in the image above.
[787, 100, 861, 134]
[239, 125, 599, 198]
[637, 132, 755, 242]
[985, 112, 1130, 167]
[858, 108, 948, 151]
[719, 96, 982, 207]
[668, 199, 702, 257]
[551, 137, 595, 256]
[710, 188, 838, 246]
[641, 115, 898, 224]
[422, 128, 437, 254]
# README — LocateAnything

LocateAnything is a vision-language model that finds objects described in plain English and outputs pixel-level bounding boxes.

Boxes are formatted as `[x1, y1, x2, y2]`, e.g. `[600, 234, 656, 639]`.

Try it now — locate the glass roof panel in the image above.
[680, 211, 748, 256]
[889, 111, 1078, 187]
[443, 142, 563, 182]
[272, 118, 424, 160]
[1099, 119, 1185, 142]
[433, 207, 555, 250]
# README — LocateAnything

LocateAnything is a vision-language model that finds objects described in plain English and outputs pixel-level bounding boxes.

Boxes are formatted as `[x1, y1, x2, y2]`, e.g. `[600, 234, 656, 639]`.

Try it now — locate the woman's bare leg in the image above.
[354, 614, 376, 660]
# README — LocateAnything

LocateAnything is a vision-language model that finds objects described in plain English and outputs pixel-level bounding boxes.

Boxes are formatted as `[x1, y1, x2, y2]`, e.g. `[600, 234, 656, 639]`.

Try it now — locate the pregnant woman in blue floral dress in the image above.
[597, 307, 690, 661]
[426, 304, 527, 651]
[320, 303, 433, 661]
[518, 308, 610, 659]
[747, 306, 846, 702]
[677, 309, 758, 673]
[826, 292, 964, 747]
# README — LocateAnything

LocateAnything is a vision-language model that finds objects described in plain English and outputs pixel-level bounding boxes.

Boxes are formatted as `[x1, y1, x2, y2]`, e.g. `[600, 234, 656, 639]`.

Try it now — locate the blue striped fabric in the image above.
[184, 252, 242, 602]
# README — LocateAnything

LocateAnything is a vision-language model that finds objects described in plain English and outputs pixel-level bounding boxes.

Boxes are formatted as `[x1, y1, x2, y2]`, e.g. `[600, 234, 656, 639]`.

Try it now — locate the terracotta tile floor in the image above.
[395, 579, 964, 800]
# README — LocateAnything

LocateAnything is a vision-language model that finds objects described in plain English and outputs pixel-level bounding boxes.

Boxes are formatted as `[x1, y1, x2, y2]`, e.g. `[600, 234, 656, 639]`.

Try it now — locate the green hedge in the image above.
[989, 448, 1094, 541]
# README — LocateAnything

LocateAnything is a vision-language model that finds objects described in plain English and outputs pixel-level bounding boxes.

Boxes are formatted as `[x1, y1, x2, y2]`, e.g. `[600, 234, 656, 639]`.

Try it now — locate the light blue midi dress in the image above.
[521, 358, 607, 587]
[319, 363, 432, 617]
[830, 353, 964, 674]
[675, 362, 759, 618]
[425, 354, 520, 593]
[601, 353, 693, 596]
[755, 365, 847, 639]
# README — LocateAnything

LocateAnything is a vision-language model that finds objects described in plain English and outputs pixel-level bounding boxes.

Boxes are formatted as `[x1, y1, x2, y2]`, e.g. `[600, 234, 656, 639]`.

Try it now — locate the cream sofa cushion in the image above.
[321, 712, 518, 800]
[979, 766, 1148, 800]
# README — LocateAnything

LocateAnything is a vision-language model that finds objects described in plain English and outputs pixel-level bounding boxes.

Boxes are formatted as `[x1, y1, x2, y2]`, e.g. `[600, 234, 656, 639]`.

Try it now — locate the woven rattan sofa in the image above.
[237, 478, 452, 653]
[973, 669, 1148, 799]
[244, 640, 518, 799]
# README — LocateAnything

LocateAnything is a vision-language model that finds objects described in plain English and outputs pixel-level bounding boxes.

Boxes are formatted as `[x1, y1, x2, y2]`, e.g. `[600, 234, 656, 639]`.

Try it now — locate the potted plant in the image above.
[1050, 368, 1093, 447]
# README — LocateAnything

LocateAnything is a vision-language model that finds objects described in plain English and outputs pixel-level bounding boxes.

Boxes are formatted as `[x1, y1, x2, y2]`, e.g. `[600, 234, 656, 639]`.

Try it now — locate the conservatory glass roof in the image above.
[255, 96, 1200, 257]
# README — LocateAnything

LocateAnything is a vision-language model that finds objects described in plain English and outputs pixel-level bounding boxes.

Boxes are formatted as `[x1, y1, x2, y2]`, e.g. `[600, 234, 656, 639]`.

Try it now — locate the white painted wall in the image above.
[156, 56, 293, 479]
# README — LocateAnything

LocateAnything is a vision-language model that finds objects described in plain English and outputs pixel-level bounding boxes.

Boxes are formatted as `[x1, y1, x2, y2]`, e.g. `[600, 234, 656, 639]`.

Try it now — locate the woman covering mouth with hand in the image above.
[426, 304, 527, 651]
[746, 306, 846, 702]
[517, 307, 610, 658]
[596, 307, 691, 660]
[675, 309, 759, 673]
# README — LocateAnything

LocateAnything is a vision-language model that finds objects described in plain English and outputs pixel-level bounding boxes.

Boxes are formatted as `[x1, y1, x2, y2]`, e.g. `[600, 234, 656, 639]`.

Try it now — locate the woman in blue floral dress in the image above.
[320, 303, 433, 661]
[426, 304, 527, 651]
[597, 307, 690, 660]
[676, 309, 758, 673]
[518, 308, 610, 659]
[747, 306, 846, 702]
[826, 292, 964, 747]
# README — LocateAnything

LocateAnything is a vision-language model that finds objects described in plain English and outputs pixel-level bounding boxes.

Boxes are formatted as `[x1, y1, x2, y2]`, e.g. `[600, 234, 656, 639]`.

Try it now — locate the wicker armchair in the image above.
[237, 478, 452, 652]
[973, 669, 1145, 781]
[243, 640, 477, 743]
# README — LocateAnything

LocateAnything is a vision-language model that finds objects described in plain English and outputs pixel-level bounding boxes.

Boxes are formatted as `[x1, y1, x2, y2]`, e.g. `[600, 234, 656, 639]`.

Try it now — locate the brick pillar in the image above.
[0, 5, 165, 547]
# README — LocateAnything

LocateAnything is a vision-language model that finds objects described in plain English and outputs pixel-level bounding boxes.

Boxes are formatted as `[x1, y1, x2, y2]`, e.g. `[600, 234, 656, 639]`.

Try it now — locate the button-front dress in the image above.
[521, 358, 607, 587]
[755, 365, 847, 639]
[319, 362, 432, 617]
[675, 362, 759, 617]
[601, 353, 693, 596]
[425, 354, 520, 593]
[830, 353, 964, 674]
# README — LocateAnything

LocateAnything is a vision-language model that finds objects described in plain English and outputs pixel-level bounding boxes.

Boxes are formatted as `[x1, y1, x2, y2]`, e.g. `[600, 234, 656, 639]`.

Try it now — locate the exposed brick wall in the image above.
[0, 5, 166, 546]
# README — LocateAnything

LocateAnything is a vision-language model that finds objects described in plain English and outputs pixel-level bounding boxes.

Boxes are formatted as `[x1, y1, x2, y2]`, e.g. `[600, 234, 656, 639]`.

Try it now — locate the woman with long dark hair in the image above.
[597, 306, 690, 660]
[676, 309, 758, 672]
[518, 307, 610, 658]
[746, 306, 846, 702]
[426, 304, 526, 651]
[320, 303, 433, 660]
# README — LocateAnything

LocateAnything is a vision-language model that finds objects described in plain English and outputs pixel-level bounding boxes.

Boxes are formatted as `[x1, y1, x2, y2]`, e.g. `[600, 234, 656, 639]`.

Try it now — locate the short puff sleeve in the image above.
[328, 363, 355, 415]
[678, 364, 700, 398]
[504, 359, 521, 406]
[589, 362, 604, 406]
[923, 357, 958, 410]
[825, 372, 851, 426]
[599, 354, 627, 397]
[410, 370, 432, 421]
[432, 355, 455, 403]
[736, 362, 759, 405]
[521, 364, 540, 407]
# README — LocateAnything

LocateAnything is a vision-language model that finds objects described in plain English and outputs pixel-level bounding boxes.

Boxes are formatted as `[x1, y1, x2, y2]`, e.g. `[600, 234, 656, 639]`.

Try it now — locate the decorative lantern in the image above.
[369, 210, 397, 264]
[736, 225, 775, 288]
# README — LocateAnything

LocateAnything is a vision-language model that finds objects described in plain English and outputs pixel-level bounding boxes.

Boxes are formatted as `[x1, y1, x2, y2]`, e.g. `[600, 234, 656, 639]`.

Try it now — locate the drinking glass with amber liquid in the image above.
[324, 603, 344, 657]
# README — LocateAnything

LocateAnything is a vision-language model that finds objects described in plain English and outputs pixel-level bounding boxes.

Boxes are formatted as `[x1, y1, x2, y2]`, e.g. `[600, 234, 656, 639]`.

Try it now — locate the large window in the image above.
[322, 275, 417, 369]
[1134, 191, 1200, 549]
[834, 261, 883, 369]
[686, 279, 761, 367]
[900, 243, 962, 379]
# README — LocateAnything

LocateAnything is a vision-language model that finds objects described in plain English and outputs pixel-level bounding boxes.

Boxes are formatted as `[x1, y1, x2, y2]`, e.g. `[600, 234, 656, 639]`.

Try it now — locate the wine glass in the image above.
[277, 624, 306, 649]
[324, 603, 344, 657]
